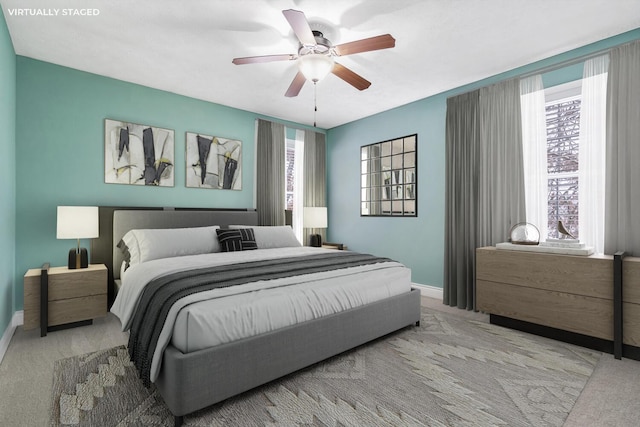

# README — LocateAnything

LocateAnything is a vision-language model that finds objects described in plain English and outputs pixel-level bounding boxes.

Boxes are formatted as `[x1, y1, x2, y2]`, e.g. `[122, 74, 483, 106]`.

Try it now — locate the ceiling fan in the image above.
[232, 9, 395, 97]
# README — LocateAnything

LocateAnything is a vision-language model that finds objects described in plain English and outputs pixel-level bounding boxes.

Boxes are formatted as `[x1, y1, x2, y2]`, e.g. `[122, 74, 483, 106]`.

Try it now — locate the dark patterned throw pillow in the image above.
[237, 228, 258, 250]
[216, 228, 258, 252]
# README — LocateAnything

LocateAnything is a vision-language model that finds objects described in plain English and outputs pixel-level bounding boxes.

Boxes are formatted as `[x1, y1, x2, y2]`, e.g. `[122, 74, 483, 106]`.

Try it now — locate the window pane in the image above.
[381, 142, 391, 157]
[392, 154, 403, 169]
[382, 186, 391, 200]
[361, 160, 368, 174]
[391, 139, 403, 154]
[392, 170, 403, 185]
[381, 156, 392, 171]
[361, 202, 370, 215]
[404, 135, 416, 152]
[546, 99, 580, 174]
[382, 171, 392, 185]
[392, 185, 403, 200]
[405, 184, 415, 200]
[405, 168, 415, 184]
[285, 144, 295, 210]
[404, 200, 416, 215]
[545, 95, 581, 239]
[547, 176, 579, 239]
[404, 152, 416, 168]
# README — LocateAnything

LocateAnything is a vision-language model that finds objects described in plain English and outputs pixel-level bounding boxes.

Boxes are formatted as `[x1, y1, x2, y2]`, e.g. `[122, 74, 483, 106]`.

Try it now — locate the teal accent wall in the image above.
[0, 9, 16, 336]
[14, 57, 317, 310]
[327, 28, 640, 288]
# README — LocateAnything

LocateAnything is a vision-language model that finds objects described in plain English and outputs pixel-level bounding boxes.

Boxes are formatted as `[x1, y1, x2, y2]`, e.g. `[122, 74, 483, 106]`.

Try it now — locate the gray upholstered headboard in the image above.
[91, 207, 258, 305]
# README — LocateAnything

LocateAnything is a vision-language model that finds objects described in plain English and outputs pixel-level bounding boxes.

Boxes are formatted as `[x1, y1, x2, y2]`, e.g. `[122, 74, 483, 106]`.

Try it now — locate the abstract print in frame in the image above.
[186, 132, 242, 190]
[104, 119, 175, 186]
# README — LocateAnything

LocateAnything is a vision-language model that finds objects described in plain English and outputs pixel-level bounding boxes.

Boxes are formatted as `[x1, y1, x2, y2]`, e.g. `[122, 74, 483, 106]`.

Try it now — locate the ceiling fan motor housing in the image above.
[298, 30, 331, 56]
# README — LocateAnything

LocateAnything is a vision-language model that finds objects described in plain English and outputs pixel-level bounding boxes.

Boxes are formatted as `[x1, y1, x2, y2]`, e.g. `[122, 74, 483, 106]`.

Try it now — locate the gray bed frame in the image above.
[92, 207, 422, 426]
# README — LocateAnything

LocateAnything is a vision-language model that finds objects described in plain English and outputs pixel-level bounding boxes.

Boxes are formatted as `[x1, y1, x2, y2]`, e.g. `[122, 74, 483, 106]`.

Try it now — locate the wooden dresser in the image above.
[476, 247, 640, 354]
[24, 264, 108, 336]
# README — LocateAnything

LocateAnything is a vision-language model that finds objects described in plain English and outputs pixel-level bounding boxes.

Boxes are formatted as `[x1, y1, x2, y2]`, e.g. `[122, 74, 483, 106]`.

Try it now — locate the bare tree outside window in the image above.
[285, 142, 295, 210]
[546, 98, 580, 239]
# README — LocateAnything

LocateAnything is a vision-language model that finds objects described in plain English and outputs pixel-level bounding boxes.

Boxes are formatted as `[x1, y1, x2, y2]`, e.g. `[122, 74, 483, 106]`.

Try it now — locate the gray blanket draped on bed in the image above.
[128, 252, 392, 386]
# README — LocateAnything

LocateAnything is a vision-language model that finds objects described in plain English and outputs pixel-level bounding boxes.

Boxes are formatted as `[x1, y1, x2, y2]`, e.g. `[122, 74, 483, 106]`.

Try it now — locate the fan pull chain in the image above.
[313, 81, 317, 127]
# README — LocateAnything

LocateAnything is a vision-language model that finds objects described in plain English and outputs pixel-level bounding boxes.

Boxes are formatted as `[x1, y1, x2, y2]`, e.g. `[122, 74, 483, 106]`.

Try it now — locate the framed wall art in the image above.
[185, 132, 242, 190]
[104, 119, 175, 186]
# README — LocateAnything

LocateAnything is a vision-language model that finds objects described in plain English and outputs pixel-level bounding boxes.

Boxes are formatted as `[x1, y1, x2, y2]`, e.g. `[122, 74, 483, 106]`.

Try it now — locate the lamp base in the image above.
[68, 248, 88, 269]
[309, 234, 322, 247]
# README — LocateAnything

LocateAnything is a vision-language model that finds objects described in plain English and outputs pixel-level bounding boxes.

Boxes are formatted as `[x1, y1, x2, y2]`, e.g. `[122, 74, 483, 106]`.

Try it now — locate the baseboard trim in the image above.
[0, 310, 23, 366]
[13, 310, 24, 327]
[412, 283, 443, 301]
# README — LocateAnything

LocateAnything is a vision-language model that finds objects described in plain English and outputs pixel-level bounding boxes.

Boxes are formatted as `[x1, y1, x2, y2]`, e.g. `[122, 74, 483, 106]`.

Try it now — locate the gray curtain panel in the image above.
[303, 130, 327, 245]
[444, 90, 481, 310]
[444, 79, 525, 310]
[256, 119, 286, 226]
[604, 40, 640, 256]
[477, 79, 526, 246]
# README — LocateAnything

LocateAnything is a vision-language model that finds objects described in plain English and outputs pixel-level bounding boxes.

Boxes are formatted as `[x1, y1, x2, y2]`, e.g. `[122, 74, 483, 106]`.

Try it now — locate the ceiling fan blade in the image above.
[332, 63, 371, 91]
[333, 34, 396, 56]
[285, 72, 307, 97]
[282, 9, 316, 46]
[232, 54, 296, 65]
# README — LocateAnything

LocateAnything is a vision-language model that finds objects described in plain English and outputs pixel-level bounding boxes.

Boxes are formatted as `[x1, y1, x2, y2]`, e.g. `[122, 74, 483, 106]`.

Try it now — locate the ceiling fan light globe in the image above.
[298, 54, 334, 82]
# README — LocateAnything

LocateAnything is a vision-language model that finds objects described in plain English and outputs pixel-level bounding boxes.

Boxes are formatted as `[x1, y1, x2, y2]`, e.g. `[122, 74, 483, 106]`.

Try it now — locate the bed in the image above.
[97, 208, 421, 426]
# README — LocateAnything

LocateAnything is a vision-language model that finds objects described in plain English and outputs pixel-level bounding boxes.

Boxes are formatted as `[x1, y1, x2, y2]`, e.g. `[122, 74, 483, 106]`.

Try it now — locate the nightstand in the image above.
[23, 264, 108, 337]
[322, 242, 347, 250]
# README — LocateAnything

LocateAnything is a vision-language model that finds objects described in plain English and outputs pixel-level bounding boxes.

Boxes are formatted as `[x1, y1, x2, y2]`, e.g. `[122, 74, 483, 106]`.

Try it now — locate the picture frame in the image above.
[185, 132, 242, 190]
[104, 119, 175, 186]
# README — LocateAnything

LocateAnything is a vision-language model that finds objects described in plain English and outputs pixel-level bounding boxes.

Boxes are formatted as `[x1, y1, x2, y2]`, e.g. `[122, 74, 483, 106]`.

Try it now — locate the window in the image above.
[544, 82, 581, 239]
[285, 139, 295, 211]
[523, 58, 608, 251]
[285, 132, 304, 243]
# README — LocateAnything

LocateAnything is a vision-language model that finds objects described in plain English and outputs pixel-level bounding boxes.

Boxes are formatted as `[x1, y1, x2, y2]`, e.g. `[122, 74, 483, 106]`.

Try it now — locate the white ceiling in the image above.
[3, 0, 639, 129]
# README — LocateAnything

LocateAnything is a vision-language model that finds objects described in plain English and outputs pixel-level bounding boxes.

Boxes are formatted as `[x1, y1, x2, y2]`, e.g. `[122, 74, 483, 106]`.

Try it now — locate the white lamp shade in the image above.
[298, 54, 334, 82]
[56, 206, 99, 239]
[303, 207, 327, 228]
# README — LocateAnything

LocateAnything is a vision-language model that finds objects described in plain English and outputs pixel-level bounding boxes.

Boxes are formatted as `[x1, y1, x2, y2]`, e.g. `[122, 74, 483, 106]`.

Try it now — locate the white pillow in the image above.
[120, 229, 141, 266]
[120, 260, 128, 281]
[228, 225, 301, 249]
[120, 225, 220, 266]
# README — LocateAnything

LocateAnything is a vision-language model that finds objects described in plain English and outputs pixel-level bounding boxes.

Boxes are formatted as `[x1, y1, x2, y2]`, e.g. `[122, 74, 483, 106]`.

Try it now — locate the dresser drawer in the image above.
[48, 294, 107, 326]
[48, 265, 107, 300]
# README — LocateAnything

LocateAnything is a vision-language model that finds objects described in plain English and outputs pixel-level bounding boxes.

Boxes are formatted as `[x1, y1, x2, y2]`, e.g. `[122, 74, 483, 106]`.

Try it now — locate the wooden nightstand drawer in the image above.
[23, 264, 108, 334]
[322, 242, 346, 250]
[48, 265, 107, 300]
[49, 294, 107, 327]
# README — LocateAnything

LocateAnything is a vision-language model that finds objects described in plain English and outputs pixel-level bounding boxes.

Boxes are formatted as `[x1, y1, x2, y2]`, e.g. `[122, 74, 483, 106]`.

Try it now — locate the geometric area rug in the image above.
[50, 308, 601, 426]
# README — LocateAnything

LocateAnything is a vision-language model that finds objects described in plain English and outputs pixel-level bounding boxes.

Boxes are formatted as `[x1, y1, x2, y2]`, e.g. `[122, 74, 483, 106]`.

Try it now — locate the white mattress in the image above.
[111, 247, 412, 382]
[171, 258, 411, 353]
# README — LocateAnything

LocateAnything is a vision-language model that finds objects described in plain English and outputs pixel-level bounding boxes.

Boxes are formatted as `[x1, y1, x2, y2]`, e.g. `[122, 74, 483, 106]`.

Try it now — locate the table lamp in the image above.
[303, 207, 327, 247]
[56, 206, 99, 269]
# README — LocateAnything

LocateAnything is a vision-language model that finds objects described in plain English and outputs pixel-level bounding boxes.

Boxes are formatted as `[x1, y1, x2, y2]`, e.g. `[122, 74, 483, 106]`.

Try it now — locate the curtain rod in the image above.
[446, 44, 615, 100]
[255, 117, 327, 134]
[519, 46, 611, 79]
